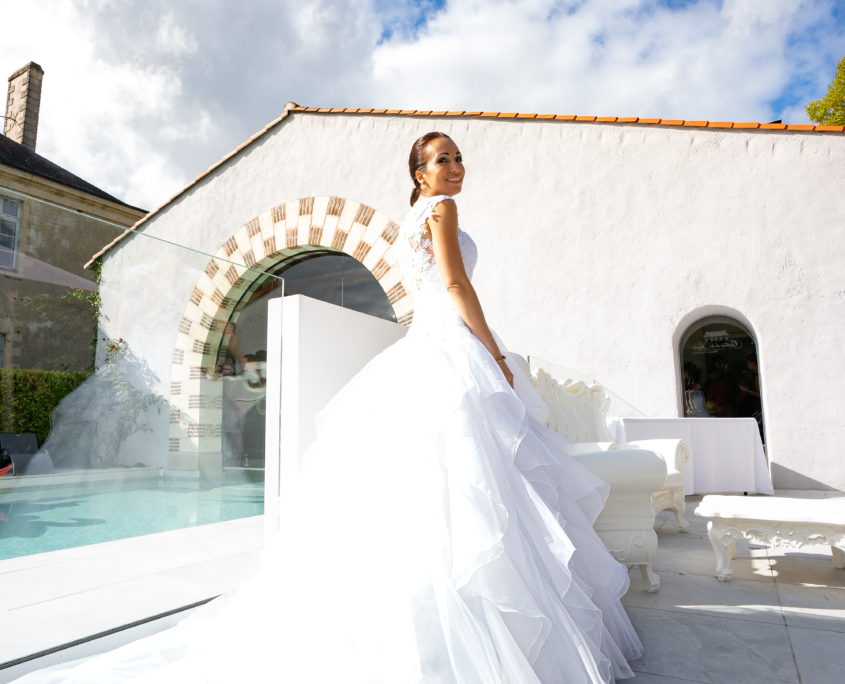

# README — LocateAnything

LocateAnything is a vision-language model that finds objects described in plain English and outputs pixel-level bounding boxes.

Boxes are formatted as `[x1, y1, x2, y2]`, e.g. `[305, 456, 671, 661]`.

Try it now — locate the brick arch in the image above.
[167, 196, 412, 473]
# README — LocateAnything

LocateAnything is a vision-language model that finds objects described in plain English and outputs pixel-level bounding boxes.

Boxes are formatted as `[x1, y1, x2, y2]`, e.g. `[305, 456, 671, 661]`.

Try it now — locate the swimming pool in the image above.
[0, 471, 264, 560]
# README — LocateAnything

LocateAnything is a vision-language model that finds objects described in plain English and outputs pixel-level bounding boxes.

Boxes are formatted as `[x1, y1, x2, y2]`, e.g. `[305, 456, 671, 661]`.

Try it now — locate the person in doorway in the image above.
[683, 361, 702, 391]
[14, 133, 642, 683]
[704, 354, 735, 416]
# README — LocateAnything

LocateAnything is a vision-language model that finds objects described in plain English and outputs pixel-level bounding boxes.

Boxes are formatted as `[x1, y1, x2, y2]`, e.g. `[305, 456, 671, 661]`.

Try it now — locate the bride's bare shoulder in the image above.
[428, 197, 458, 228]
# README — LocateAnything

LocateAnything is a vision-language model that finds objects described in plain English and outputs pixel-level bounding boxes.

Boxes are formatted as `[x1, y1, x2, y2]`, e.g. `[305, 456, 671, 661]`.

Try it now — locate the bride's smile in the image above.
[415, 136, 465, 198]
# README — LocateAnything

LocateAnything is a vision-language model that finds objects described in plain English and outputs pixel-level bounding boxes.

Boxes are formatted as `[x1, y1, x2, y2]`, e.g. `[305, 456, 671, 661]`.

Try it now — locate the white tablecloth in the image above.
[606, 417, 773, 496]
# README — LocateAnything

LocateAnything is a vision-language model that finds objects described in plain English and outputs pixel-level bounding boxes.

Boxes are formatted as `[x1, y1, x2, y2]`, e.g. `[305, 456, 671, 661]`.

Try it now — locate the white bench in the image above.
[695, 495, 845, 581]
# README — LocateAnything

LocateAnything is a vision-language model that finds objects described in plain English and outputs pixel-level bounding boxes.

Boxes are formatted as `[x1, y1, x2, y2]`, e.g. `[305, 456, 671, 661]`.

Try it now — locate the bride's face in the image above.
[417, 138, 464, 198]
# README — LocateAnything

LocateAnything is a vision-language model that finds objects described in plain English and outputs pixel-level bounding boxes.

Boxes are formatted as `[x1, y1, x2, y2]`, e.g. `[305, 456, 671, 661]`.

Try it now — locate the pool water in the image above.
[0, 472, 264, 560]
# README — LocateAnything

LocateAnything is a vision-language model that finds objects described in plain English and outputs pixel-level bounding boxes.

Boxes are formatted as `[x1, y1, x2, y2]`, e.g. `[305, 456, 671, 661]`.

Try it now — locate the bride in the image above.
[15, 133, 643, 683]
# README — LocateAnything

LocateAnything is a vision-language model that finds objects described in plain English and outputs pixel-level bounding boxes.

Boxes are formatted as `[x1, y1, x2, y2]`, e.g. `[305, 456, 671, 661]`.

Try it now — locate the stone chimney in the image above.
[4, 62, 44, 151]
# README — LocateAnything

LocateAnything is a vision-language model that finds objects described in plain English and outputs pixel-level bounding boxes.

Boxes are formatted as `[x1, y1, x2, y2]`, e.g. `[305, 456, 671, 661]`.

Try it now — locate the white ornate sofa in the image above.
[520, 364, 669, 592]
[530, 369, 689, 532]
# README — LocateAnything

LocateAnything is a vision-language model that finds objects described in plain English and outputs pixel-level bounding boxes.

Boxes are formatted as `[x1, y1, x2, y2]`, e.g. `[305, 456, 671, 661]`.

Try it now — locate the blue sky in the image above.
[1, 0, 843, 208]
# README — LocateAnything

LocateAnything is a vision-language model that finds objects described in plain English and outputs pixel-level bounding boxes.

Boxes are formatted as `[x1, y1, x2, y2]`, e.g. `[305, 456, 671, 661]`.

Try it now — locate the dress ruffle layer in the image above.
[15, 320, 641, 684]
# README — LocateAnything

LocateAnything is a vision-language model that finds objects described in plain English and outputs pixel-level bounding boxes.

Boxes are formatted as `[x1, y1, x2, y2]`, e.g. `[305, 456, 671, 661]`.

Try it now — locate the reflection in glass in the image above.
[0, 188, 399, 566]
[0, 190, 280, 562]
[215, 251, 395, 469]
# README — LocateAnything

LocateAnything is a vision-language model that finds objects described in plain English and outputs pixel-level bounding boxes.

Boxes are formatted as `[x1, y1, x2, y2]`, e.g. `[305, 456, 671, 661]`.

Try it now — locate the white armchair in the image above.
[532, 369, 689, 532]
[531, 369, 667, 592]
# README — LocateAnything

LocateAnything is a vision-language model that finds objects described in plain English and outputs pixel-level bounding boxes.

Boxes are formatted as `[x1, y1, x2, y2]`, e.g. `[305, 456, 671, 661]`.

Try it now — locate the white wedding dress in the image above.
[15, 195, 642, 684]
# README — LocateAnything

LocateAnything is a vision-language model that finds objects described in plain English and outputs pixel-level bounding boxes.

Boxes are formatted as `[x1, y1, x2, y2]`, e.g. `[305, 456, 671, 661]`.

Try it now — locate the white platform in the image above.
[0, 516, 264, 672]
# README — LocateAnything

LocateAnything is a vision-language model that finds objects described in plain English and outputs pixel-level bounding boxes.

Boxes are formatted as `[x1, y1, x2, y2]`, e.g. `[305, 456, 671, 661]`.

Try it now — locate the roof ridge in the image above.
[291, 107, 843, 132]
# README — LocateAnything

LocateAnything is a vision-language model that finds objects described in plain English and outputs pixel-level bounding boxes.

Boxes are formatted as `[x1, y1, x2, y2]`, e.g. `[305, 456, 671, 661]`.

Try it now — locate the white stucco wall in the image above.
[99, 112, 845, 490]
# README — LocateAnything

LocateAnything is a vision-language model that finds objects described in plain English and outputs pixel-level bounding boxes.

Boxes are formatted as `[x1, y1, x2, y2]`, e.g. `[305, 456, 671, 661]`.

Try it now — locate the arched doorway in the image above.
[168, 196, 411, 475]
[679, 315, 765, 444]
[216, 249, 396, 467]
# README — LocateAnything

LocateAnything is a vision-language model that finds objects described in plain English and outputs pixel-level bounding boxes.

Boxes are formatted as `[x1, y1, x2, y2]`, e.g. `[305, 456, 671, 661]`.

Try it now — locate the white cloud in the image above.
[0, 0, 208, 208]
[157, 13, 199, 56]
[0, 0, 842, 211]
[371, 0, 844, 122]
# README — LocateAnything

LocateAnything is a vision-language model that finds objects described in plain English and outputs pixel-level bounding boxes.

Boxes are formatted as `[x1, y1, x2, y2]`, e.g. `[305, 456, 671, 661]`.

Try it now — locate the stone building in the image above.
[91, 104, 845, 491]
[0, 62, 146, 372]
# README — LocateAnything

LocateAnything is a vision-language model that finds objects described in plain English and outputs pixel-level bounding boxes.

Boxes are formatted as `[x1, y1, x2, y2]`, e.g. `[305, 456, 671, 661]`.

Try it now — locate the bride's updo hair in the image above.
[408, 132, 452, 206]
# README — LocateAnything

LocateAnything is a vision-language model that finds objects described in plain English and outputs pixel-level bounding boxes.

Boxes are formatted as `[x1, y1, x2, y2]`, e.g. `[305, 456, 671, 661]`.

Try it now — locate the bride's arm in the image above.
[427, 200, 514, 388]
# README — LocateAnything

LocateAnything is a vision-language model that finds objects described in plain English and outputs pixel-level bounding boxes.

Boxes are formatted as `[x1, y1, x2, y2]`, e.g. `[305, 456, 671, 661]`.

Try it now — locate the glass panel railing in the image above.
[0, 190, 283, 563]
[527, 356, 647, 419]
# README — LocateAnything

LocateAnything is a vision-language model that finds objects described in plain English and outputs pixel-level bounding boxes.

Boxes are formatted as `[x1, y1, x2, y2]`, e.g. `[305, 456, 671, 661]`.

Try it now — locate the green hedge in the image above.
[0, 369, 92, 446]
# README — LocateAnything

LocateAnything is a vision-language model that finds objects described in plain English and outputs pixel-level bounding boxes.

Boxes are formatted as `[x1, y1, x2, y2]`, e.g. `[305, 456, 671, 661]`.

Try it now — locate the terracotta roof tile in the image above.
[86, 103, 844, 268]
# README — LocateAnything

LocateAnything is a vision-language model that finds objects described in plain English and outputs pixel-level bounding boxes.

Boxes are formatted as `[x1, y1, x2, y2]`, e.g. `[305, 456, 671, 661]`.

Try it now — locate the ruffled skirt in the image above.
[14, 321, 642, 683]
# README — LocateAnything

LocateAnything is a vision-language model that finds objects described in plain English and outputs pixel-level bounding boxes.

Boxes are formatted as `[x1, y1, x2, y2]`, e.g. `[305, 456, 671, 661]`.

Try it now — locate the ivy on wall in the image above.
[62, 257, 102, 372]
[0, 369, 91, 445]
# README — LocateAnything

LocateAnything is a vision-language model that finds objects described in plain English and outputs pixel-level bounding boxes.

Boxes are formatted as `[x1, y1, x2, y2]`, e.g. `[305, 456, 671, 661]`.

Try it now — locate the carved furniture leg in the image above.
[707, 522, 733, 582]
[833, 546, 845, 570]
[673, 500, 690, 532]
[638, 563, 660, 593]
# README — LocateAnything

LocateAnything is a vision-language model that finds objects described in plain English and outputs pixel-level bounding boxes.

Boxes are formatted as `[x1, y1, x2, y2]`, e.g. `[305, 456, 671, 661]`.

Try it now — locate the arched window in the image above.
[679, 315, 765, 444]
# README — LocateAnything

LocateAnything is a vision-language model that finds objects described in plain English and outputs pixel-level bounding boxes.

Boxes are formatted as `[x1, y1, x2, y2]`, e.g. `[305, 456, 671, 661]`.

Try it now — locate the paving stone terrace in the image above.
[622, 489, 845, 684]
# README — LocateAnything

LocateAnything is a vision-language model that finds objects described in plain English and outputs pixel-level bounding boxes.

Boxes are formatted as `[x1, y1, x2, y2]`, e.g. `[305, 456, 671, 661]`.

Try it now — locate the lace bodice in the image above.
[398, 195, 478, 330]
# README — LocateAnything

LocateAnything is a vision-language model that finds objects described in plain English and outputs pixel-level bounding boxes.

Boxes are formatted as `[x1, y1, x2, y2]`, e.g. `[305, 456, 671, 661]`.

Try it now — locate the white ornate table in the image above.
[695, 495, 845, 581]
[606, 417, 773, 495]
